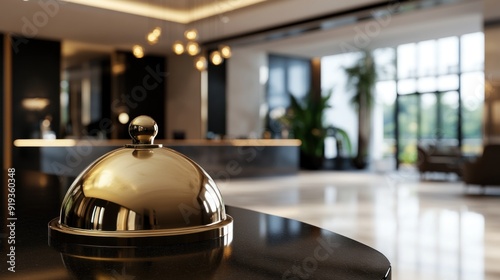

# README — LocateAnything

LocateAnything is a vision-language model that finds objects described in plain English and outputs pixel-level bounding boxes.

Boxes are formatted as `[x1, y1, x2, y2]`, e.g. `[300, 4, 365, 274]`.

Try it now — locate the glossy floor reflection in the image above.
[217, 170, 500, 280]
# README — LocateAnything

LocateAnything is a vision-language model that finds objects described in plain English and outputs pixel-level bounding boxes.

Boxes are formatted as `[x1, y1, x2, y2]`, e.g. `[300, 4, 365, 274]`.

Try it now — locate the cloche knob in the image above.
[129, 115, 158, 145]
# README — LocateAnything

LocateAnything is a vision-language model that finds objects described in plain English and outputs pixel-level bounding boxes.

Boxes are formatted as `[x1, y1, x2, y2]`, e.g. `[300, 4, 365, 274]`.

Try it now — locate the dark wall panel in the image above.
[11, 37, 60, 169]
[12, 37, 60, 140]
[114, 52, 166, 139]
[99, 59, 112, 129]
[207, 59, 227, 136]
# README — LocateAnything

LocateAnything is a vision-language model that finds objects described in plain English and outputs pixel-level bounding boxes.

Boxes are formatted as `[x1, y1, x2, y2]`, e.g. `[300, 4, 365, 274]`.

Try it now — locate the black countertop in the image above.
[1, 170, 390, 279]
[14, 139, 301, 178]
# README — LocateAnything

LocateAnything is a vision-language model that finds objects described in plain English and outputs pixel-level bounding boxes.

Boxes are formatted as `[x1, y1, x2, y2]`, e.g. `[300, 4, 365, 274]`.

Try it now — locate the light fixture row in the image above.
[171, 28, 232, 71]
[132, 27, 232, 71]
[132, 25, 162, 59]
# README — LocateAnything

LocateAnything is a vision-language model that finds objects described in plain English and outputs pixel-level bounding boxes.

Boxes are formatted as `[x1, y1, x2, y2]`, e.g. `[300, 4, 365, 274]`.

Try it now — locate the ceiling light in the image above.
[152, 27, 161, 37]
[210, 51, 223, 65]
[132, 45, 144, 58]
[194, 56, 207, 71]
[186, 41, 200, 56]
[147, 33, 159, 45]
[220, 45, 232, 59]
[172, 41, 185, 55]
[184, 29, 199, 41]
[59, 0, 266, 24]
[146, 27, 161, 45]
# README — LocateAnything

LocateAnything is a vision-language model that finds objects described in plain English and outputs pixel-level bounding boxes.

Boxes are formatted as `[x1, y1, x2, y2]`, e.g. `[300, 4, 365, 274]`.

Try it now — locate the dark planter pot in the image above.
[300, 152, 324, 170]
[352, 156, 368, 170]
[334, 157, 353, 170]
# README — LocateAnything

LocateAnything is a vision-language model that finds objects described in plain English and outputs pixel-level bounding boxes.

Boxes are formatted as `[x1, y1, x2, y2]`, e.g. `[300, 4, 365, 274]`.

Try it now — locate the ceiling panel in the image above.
[0, 0, 484, 62]
[0, 0, 381, 47]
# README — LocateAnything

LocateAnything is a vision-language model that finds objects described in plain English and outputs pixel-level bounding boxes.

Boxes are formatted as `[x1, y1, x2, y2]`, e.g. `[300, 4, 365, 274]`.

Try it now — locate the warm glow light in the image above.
[13, 139, 77, 147]
[112, 63, 126, 74]
[184, 28, 199, 40]
[147, 33, 159, 45]
[186, 41, 200, 56]
[220, 45, 232, 58]
[118, 112, 130, 124]
[60, 0, 266, 24]
[42, 119, 51, 128]
[172, 41, 185, 55]
[146, 27, 161, 45]
[152, 27, 161, 37]
[210, 51, 223, 65]
[132, 45, 144, 58]
[195, 56, 207, 71]
[22, 98, 50, 111]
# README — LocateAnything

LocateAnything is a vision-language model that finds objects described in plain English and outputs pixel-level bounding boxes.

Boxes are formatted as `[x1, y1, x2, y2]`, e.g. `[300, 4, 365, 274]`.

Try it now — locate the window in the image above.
[395, 32, 484, 164]
[267, 55, 311, 138]
[321, 52, 360, 155]
[321, 32, 484, 168]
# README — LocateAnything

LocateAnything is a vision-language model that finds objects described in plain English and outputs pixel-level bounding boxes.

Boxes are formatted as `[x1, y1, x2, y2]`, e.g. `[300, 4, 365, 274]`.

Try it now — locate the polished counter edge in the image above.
[13, 138, 302, 147]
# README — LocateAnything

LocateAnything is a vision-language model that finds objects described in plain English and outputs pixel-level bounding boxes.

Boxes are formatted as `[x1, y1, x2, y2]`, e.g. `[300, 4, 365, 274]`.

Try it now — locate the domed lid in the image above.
[48, 116, 232, 247]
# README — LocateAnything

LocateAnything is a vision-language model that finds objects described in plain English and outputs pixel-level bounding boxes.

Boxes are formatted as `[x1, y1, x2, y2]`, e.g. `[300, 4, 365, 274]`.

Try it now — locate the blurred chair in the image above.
[417, 144, 462, 178]
[462, 144, 500, 187]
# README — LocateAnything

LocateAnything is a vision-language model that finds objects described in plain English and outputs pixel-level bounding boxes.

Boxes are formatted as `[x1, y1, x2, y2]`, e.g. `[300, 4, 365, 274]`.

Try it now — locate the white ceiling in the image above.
[0, 0, 490, 61]
[0, 0, 379, 55]
[249, 0, 484, 58]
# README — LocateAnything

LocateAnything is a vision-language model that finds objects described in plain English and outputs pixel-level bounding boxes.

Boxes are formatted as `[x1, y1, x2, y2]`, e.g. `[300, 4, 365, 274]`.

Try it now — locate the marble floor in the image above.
[216, 170, 500, 280]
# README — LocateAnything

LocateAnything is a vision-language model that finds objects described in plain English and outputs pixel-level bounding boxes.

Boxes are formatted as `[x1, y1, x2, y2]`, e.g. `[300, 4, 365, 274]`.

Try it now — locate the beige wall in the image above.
[226, 48, 268, 138]
[166, 48, 267, 140]
[166, 54, 203, 139]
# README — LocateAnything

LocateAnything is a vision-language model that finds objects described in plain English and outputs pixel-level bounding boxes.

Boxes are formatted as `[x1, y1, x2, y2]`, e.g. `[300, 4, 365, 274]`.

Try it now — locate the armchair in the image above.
[416, 144, 462, 178]
[462, 144, 500, 187]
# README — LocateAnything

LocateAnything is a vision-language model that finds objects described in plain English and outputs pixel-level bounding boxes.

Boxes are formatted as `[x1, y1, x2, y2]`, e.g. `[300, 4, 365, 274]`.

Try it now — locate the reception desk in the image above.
[13, 139, 301, 178]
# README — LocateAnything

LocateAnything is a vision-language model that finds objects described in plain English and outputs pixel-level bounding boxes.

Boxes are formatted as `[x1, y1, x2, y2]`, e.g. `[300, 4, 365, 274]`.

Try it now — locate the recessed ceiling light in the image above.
[59, 0, 266, 24]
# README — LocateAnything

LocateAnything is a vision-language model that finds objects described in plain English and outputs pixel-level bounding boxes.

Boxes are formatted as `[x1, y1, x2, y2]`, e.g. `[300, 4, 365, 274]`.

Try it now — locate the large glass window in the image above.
[438, 37, 459, 74]
[373, 48, 397, 158]
[267, 55, 311, 138]
[441, 91, 459, 141]
[461, 33, 484, 72]
[398, 95, 419, 164]
[461, 72, 484, 154]
[321, 52, 360, 154]
[397, 43, 417, 79]
[420, 93, 438, 141]
[418, 40, 437, 77]
[393, 32, 484, 165]
[376, 80, 397, 157]
[321, 31, 484, 168]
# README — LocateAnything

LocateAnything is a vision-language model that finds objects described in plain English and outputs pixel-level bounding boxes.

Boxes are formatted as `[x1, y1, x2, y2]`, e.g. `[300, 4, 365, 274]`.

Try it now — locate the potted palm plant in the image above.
[286, 90, 332, 169]
[344, 50, 377, 169]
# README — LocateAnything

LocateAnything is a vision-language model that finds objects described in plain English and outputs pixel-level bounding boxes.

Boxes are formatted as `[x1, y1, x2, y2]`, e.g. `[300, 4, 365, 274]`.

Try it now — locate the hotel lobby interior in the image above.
[1, 0, 500, 279]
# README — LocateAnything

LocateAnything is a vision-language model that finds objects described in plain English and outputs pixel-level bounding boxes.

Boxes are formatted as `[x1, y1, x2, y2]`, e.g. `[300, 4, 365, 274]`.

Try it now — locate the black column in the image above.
[11, 37, 60, 169]
[207, 57, 227, 136]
